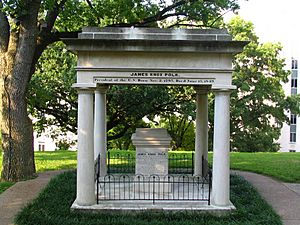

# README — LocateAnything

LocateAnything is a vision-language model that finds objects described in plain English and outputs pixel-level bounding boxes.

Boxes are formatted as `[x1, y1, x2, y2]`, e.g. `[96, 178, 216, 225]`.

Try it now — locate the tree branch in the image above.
[209, 9, 231, 28]
[44, 0, 67, 33]
[33, 106, 77, 133]
[31, 0, 68, 79]
[0, 1, 10, 52]
[154, 0, 194, 20]
[168, 23, 207, 28]
[109, 0, 197, 27]
[85, 0, 101, 25]
[107, 124, 131, 141]
[5, 32, 18, 75]
[134, 12, 188, 27]
[14, 0, 41, 87]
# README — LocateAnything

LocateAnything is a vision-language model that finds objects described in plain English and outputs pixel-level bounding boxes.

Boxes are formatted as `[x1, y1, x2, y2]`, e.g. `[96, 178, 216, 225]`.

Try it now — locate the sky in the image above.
[225, 0, 300, 61]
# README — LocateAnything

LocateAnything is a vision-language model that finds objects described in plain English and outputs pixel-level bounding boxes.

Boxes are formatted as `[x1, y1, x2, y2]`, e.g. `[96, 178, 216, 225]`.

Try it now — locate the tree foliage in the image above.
[29, 16, 300, 153]
[150, 114, 195, 151]
[28, 44, 195, 143]
[0, 0, 240, 181]
[227, 16, 300, 152]
[28, 42, 77, 134]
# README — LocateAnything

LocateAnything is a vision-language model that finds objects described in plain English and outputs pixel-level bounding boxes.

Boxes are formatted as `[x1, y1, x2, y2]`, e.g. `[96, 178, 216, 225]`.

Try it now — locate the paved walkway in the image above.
[0, 170, 299, 225]
[233, 171, 300, 225]
[0, 171, 65, 225]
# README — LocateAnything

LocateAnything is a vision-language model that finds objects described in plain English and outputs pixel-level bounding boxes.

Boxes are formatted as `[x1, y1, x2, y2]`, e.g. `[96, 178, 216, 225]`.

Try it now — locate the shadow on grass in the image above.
[15, 171, 282, 225]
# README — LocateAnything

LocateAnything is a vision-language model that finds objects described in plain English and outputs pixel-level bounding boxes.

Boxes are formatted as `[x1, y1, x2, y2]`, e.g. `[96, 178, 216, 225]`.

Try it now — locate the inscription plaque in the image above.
[94, 77, 215, 85]
[131, 128, 171, 176]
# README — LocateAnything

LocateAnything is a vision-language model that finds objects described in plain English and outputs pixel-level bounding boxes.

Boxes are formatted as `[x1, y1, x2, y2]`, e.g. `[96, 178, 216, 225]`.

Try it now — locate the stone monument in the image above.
[132, 128, 172, 176]
[132, 128, 172, 194]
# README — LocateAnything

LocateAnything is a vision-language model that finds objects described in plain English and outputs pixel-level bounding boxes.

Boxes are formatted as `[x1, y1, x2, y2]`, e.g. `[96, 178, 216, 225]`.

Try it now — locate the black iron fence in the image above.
[96, 174, 211, 204]
[107, 151, 195, 174]
[107, 152, 135, 174]
[169, 153, 194, 174]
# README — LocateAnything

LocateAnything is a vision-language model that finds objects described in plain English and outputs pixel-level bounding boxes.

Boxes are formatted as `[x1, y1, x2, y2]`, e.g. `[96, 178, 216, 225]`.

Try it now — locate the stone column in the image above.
[94, 86, 109, 177]
[76, 88, 95, 206]
[211, 90, 231, 207]
[194, 87, 208, 176]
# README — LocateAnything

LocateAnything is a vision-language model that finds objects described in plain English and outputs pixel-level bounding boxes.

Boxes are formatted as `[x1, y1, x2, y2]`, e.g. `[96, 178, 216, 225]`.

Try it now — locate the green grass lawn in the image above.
[170, 151, 300, 182]
[0, 150, 300, 195]
[34, 150, 77, 172]
[167, 151, 300, 183]
[0, 151, 77, 175]
[0, 151, 77, 194]
[229, 152, 300, 183]
[15, 171, 282, 225]
[0, 181, 14, 194]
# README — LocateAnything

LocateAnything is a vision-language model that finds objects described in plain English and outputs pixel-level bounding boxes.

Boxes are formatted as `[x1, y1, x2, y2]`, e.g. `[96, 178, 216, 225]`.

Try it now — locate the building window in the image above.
[290, 132, 296, 143]
[38, 144, 45, 151]
[290, 60, 298, 143]
[291, 87, 297, 95]
[291, 114, 297, 125]
[290, 113, 297, 143]
[291, 76, 298, 95]
[291, 78, 298, 88]
[292, 59, 298, 69]
[291, 61, 298, 95]
[292, 70, 298, 79]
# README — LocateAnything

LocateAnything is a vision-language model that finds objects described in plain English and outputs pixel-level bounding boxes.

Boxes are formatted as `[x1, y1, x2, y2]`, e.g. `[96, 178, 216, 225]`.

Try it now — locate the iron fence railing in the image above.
[168, 153, 194, 174]
[95, 153, 212, 205]
[107, 152, 135, 174]
[107, 151, 195, 174]
[96, 174, 211, 204]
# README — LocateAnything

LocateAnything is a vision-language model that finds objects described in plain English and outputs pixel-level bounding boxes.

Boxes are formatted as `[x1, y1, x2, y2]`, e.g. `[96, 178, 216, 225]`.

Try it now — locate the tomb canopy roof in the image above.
[63, 27, 248, 53]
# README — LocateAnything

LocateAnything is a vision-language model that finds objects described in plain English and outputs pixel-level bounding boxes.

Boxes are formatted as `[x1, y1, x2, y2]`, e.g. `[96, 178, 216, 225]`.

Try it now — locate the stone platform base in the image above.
[71, 200, 235, 214]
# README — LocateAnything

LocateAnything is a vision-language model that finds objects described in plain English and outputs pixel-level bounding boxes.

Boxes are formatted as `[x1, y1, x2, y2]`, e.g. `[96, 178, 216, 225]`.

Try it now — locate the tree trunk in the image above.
[1, 79, 35, 181]
[0, 0, 41, 181]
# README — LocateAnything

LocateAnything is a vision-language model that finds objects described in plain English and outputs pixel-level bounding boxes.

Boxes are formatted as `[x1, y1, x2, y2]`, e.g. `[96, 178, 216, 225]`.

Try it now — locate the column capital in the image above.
[72, 83, 96, 93]
[95, 85, 109, 94]
[194, 86, 210, 94]
[77, 89, 95, 94]
[212, 89, 232, 95]
[211, 84, 236, 92]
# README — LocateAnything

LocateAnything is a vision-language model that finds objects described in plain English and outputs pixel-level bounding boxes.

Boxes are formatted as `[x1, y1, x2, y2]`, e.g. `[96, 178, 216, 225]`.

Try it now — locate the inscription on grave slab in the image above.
[131, 128, 172, 176]
[136, 151, 168, 176]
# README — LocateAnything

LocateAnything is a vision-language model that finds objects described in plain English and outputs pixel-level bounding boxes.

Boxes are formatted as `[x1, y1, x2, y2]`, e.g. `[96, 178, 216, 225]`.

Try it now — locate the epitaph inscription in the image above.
[131, 128, 172, 177]
[94, 72, 215, 85]
[94, 77, 215, 85]
[132, 128, 172, 193]
[136, 151, 168, 176]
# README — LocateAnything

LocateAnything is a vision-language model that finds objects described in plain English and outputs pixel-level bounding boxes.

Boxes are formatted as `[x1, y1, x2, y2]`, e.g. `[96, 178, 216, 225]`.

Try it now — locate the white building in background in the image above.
[33, 127, 77, 151]
[34, 130, 77, 151]
[31, 114, 77, 151]
[34, 132, 56, 151]
[278, 58, 300, 152]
